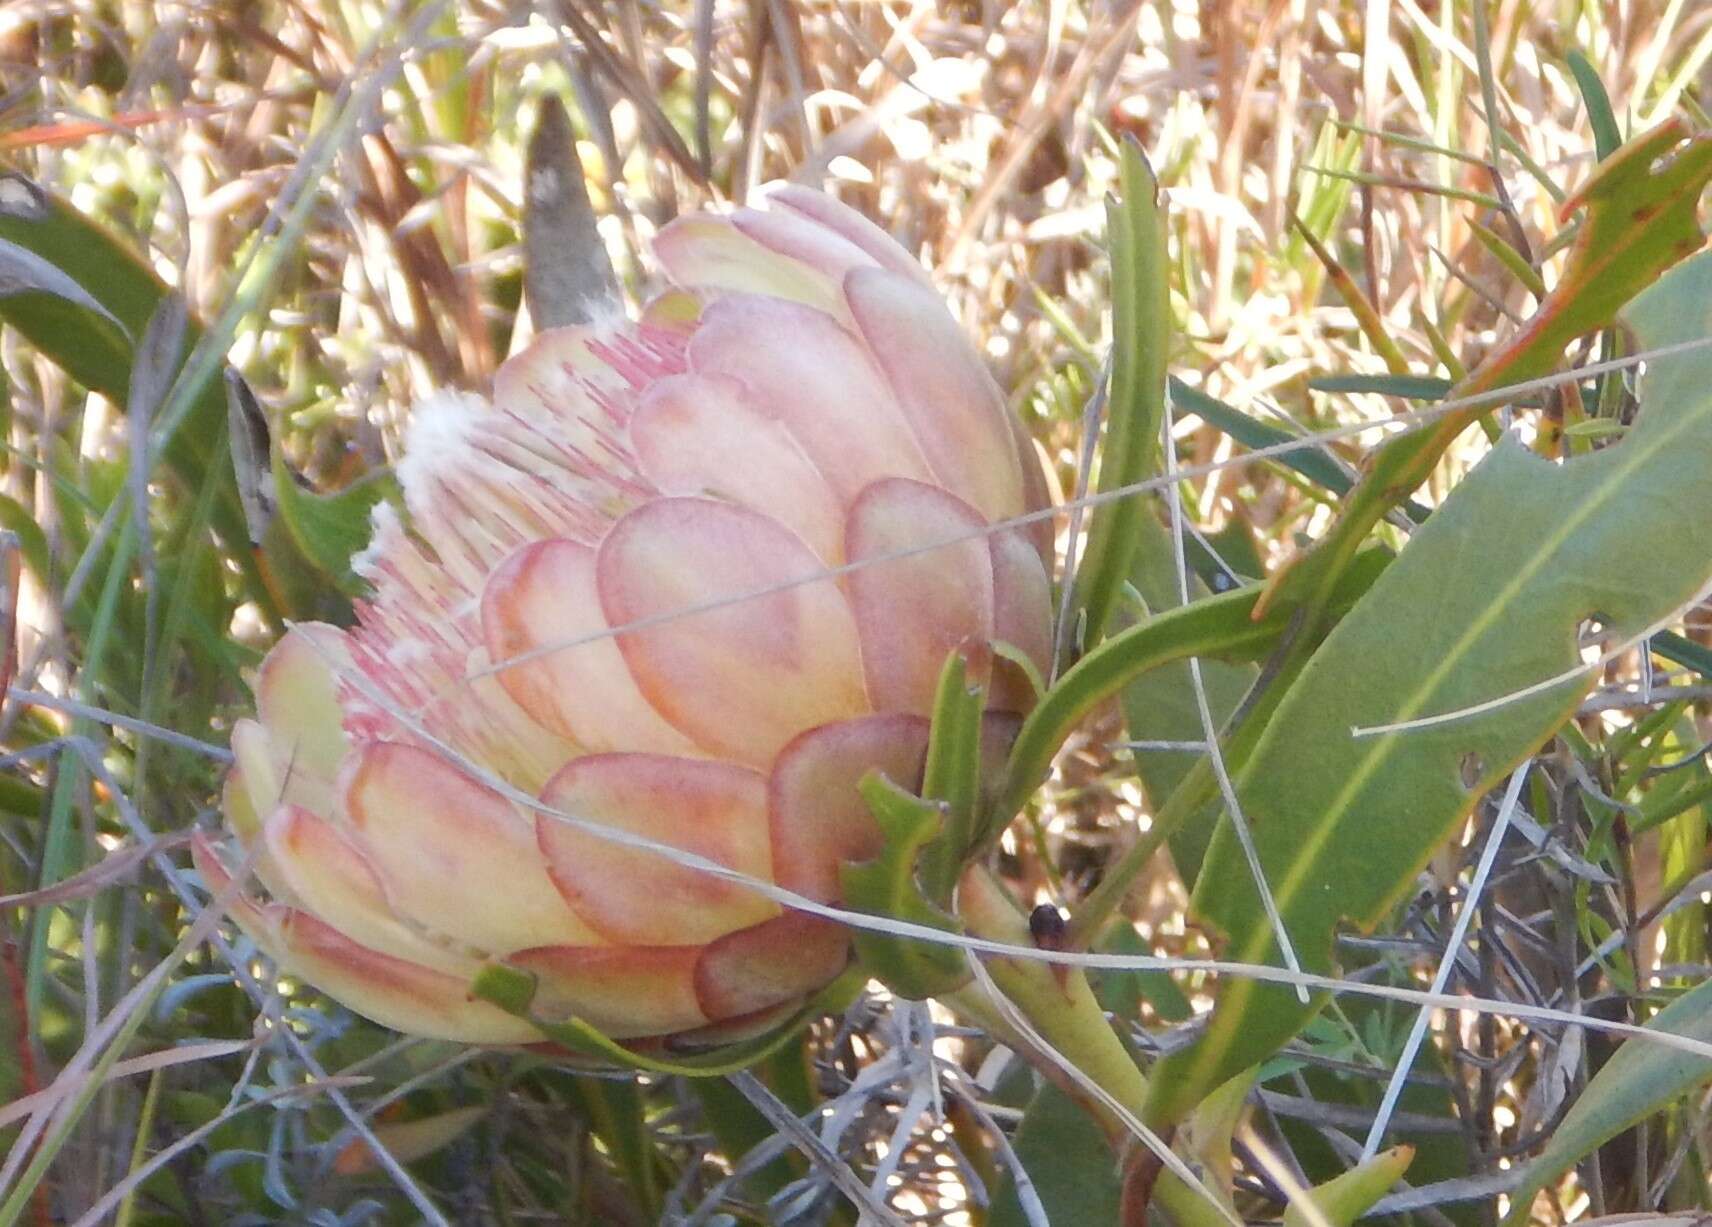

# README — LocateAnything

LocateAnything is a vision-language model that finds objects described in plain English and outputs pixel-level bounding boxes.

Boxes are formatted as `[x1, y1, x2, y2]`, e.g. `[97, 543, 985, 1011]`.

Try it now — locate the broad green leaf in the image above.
[1500, 977, 1712, 1226]
[988, 1080, 1121, 1227]
[1066, 138, 1169, 660]
[1147, 250, 1712, 1123]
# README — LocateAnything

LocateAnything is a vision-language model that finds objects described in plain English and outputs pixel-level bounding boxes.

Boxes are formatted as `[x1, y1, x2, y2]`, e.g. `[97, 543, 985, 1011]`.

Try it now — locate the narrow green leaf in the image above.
[1066, 139, 1169, 660]
[690, 1073, 802, 1199]
[1653, 630, 1712, 680]
[1170, 378, 1434, 522]
[1283, 1145, 1414, 1227]
[998, 548, 1393, 828]
[919, 651, 985, 902]
[1500, 978, 1712, 1225]
[1468, 218, 1549, 298]
[1306, 373, 1455, 399]
[1148, 251, 1712, 1122]
[0, 495, 49, 580]
[1567, 50, 1623, 161]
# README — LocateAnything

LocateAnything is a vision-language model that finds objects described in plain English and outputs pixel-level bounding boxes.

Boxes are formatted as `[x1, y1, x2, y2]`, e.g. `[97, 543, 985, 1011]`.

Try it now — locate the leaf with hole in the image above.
[1147, 250, 1712, 1123]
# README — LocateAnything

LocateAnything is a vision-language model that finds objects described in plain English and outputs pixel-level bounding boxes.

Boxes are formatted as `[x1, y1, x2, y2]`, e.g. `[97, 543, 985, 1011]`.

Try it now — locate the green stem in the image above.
[998, 550, 1392, 949]
[954, 869, 1228, 1227]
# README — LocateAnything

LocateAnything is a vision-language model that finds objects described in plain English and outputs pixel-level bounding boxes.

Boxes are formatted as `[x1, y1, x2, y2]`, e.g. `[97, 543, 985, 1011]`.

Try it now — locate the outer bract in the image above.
[198, 187, 1054, 1047]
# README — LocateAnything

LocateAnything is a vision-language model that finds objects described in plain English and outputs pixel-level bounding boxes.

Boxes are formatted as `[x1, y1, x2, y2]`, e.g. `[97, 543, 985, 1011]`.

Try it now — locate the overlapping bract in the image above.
[197, 187, 1054, 1047]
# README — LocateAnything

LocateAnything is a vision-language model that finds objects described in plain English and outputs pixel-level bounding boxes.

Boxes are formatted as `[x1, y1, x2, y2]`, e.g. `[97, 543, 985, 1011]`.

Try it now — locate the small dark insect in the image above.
[1028, 902, 1068, 950]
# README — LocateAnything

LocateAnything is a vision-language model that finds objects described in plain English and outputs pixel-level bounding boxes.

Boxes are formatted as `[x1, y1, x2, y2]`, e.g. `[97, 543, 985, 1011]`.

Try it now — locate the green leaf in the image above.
[1119, 510, 1257, 884]
[271, 447, 397, 596]
[1066, 138, 1169, 660]
[919, 651, 985, 901]
[1282, 1145, 1414, 1227]
[1170, 379, 1434, 523]
[840, 772, 968, 999]
[0, 235, 129, 342]
[988, 1080, 1121, 1227]
[0, 494, 49, 581]
[1148, 250, 1712, 1123]
[562, 1078, 660, 1217]
[1567, 49, 1623, 162]
[1307, 373, 1454, 399]
[1653, 630, 1712, 680]
[998, 547, 1393, 828]
[690, 1070, 804, 1200]
[1501, 978, 1712, 1225]
[0, 172, 272, 615]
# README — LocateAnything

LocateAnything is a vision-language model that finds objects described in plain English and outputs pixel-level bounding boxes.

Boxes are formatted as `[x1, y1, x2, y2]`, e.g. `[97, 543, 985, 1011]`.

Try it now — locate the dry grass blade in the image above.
[0, 831, 192, 909]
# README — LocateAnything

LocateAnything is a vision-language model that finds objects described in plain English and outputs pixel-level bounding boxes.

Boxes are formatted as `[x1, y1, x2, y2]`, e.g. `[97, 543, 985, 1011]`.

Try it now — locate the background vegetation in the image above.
[2, 1, 1712, 1223]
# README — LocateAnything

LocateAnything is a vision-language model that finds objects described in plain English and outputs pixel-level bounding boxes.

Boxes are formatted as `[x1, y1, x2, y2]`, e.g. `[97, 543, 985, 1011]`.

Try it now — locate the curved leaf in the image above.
[1066, 138, 1170, 660]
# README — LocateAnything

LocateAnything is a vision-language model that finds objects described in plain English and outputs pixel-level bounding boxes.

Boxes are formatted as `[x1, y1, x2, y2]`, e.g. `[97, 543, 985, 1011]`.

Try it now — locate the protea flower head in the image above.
[196, 187, 1054, 1048]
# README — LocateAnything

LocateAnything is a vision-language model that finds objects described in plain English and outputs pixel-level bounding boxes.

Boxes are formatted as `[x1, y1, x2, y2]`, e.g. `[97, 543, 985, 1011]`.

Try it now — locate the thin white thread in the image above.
[1361, 765, 1530, 1159]
[1049, 360, 1110, 679]
[1350, 574, 1712, 737]
[1163, 391, 1310, 1003]
[458, 334, 1712, 691]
